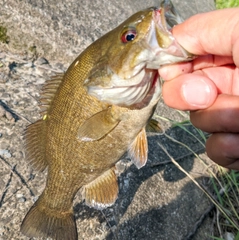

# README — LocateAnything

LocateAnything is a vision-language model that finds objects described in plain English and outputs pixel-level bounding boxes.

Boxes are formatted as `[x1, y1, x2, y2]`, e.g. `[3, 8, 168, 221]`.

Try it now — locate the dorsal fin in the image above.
[24, 74, 64, 172]
[39, 73, 64, 116]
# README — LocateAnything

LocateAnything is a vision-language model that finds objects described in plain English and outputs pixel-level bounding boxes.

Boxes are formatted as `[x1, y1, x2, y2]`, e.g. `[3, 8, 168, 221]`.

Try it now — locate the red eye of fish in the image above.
[121, 29, 137, 43]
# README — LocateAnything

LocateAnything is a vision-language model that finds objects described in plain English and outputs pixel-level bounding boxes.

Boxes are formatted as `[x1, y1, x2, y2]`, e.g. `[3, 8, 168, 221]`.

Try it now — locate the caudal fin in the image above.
[21, 200, 77, 240]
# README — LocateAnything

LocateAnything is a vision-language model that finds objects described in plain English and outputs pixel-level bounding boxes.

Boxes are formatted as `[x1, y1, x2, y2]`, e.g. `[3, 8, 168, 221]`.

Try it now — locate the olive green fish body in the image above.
[41, 33, 160, 199]
[21, 1, 194, 239]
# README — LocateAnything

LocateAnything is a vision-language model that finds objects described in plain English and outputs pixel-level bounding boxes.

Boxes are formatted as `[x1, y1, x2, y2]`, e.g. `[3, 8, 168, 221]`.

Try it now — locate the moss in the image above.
[28, 45, 38, 59]
[0, 26, 9, 43]
[29, 45, 37, 52]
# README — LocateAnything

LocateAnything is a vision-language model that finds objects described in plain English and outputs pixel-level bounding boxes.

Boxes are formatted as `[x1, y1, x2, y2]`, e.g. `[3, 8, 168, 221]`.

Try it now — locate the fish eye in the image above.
[121, 28, 137, 43]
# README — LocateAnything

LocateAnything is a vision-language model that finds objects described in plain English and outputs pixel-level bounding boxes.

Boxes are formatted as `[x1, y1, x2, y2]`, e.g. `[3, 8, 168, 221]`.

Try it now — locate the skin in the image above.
[158, 8, 239, 170]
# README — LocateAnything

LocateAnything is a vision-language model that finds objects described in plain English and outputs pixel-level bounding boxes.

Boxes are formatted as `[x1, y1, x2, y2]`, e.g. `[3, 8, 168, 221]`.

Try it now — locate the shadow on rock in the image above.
[0, 99, 20, 121]
[74, 202, 106, 223]
[106, 177, 212, 240]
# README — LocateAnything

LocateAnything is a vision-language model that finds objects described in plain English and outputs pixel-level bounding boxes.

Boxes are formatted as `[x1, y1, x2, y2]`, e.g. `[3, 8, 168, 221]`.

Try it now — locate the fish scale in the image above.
[20, 1, 194, 239]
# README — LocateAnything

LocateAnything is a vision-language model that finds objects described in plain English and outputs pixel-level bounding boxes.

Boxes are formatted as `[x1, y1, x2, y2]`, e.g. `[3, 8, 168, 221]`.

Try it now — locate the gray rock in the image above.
[0, 105, 5, 117]
[0, 0, 215, 64]
[0, 149, 11, 158]
[34, 57, 49, 65]
[0, 0, 216, 240]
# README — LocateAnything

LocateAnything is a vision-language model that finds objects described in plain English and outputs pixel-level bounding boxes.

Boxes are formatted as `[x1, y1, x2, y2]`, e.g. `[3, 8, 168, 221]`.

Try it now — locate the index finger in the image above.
[159, 54, 234, 80]
[173, 8, 239, 65]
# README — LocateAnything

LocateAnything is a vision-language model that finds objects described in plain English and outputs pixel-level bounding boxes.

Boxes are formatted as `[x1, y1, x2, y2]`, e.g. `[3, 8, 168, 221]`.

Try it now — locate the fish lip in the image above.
[160, 0, 184, 29]
[153, 8, 170, 36]
[132, 2, 194, 74]
[155, 0, 184, 33]
[145, 4, 195, 69]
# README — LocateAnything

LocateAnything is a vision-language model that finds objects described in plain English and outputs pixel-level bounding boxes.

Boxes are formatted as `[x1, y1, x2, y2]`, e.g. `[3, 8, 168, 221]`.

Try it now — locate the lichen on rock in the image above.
[0, 26, 9, 44]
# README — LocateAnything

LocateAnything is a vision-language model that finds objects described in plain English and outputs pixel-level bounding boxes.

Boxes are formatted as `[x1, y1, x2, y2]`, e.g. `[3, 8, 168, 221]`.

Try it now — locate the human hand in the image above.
[159, 8, 239, 170]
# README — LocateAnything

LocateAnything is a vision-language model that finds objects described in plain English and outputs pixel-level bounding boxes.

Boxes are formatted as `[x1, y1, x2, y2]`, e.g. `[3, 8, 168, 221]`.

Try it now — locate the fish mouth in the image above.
[145, 2, 194, 69]
[86, 1, 194, 109]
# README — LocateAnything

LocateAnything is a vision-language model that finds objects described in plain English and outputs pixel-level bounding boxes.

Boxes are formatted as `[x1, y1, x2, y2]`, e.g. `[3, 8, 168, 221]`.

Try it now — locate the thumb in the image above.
[162, 73, 217, 110]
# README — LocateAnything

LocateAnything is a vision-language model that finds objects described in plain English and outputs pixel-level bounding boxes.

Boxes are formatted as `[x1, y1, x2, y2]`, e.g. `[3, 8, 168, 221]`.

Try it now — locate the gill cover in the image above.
[83, 0, 193, 107]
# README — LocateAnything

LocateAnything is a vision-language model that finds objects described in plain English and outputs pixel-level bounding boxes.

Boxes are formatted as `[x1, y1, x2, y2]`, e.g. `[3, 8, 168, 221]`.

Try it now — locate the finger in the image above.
[159, 62, 193, 80]
[172, 8, 239, 66]
[195, 65, 236, 95]
[159, 55, 234, 81]
[162, 73, 217, 110]
[192, 55, 234, 71]
[190, 94, 239, 133]
[206, 133, 239, 170]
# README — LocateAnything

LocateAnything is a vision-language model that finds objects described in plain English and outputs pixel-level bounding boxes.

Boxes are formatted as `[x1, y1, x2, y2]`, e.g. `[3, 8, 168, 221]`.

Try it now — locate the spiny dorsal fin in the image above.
[39, 73, 64, 116]
[128, 127, 148, 169]
[83, 168, 119, 210]
[24, 119, 48, 172]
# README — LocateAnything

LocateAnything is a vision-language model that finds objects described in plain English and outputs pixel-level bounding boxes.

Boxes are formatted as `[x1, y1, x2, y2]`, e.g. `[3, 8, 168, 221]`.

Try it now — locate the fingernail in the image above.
[182, 79, 211, 107]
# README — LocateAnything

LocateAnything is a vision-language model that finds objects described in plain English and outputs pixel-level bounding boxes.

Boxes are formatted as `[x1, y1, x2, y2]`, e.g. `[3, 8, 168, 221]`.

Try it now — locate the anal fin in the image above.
[83, 168, 119, 210]
[128, 127, 148, 169]
[24, 119, 47, 172]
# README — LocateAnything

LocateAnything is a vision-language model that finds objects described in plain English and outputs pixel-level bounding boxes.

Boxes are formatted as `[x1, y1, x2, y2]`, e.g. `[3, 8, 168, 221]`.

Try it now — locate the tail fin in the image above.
[21, 200, 77, 240]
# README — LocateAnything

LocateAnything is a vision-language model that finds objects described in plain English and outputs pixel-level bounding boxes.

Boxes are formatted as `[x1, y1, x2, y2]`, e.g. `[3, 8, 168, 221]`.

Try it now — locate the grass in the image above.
[212, 1, 239, 238]
[156, 111, 239, 239]
[210, 169, 239, 239]
[215, 0, 239, 9]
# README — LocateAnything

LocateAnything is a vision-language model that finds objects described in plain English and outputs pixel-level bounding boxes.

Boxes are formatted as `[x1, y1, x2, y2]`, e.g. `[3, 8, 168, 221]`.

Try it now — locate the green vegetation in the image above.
[213, 0, 239, 238]
[210, 168, 239, 239]
[215, 0, 239, 9]
[0, 26, 9, 43]
[157, 111, 239, 239]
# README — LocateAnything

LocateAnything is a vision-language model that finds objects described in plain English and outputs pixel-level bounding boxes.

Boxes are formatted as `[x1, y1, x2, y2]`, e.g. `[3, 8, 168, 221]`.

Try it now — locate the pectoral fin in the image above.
[146, 119, 163, 133]
[78, 108, 120, 142]
[128, 127, 148, 169]
[83, 168, 119, 210]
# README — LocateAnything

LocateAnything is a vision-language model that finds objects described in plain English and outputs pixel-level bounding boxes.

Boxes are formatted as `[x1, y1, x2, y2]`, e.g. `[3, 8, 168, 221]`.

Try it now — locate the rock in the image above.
[0, 149, 11, 158]
[5, 111, 14, 121]
[34, 57, 49, 65]
[0, 1, 216, 240]
[0, 105, 5, 117]
[224, 232, 235, 240]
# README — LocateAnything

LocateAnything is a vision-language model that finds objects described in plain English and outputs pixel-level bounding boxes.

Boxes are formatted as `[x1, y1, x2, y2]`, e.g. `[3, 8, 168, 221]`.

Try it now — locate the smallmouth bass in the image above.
[21, 1, 193, 239]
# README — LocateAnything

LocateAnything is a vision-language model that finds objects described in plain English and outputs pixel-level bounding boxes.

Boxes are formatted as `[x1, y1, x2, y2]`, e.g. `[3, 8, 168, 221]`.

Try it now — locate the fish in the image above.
[21, 1, 193, 239]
